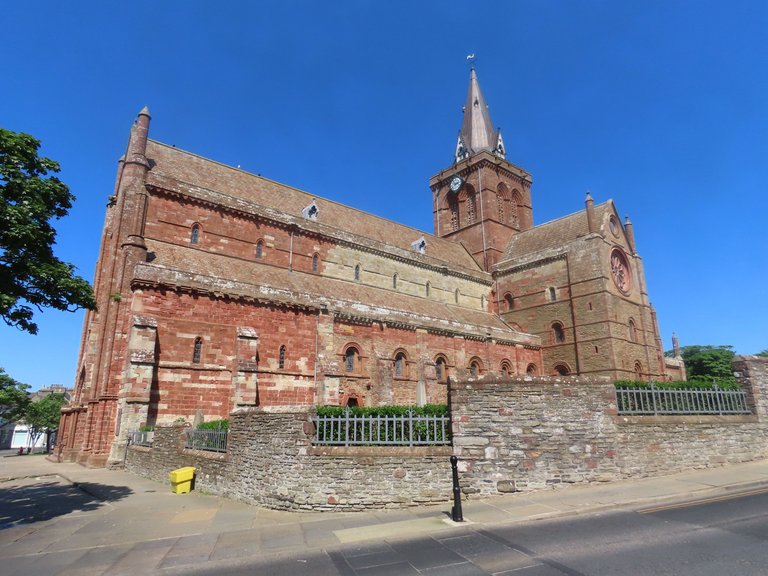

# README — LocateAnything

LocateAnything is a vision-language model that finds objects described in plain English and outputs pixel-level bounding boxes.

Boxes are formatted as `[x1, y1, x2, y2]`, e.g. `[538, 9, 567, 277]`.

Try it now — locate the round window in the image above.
[610, 248, 632, 294]
[609, 216, 620, 237]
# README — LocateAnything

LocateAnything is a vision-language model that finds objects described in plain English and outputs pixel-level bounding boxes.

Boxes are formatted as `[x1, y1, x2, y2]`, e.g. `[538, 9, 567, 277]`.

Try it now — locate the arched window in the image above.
[354, 264, 361, 281]
[312, 253, 319, 273]
[497, 183, 510, 224]
[394, 351, 407, 378]
[548, 287, 557, 302]
[435, 356, 448, 382]
[634, 361, 643, 380]
[425, 281, 430, 297]
[526, 363, 537, 376]
[449, 196, 459, 231]
[393, 274, 398, 289]
[467, 192, 476, 224]
[192, 337, 202, 364]
[278, 345, 286, 369]
[500, 361, 512, 377]
[510, 190, 522, 228]
[469, 358, 483, 377]
[256, 240, 264, 259]
[628, 319, 637, 342]
[345, 346, 360, 373]
[504, 293, 514, 311]
[554, 364, 571, 376]
[190, 224, 200, 245]
[454, 289, 460, 304]
[552, 322, 566, 344]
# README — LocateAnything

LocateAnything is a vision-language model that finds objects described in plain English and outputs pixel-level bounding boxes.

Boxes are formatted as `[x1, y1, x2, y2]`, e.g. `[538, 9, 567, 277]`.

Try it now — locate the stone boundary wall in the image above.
[451, 356, 768, 496]
[126, 411, 453, 510]
[126, 356, 768, 508]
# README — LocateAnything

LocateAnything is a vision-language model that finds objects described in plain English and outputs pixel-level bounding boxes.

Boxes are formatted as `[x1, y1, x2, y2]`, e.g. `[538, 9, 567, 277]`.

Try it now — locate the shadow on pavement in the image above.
[0, 478, 133, 528]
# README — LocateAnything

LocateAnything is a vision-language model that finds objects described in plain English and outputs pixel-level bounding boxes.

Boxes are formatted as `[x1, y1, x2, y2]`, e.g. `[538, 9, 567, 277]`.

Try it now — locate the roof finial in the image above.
[466, 53, 476, 69]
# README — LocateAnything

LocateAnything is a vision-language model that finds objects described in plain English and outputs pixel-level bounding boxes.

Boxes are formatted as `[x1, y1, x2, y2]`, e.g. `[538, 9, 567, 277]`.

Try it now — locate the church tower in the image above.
[430, 67, 533, 271]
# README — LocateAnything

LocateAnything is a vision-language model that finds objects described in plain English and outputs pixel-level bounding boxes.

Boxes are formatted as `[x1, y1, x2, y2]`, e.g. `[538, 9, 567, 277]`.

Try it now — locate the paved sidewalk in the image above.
[1, 452, 767, 575]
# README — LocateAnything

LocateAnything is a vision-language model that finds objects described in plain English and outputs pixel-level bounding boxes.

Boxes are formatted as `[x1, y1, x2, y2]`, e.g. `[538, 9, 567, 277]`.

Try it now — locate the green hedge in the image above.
[197, 419, 229, 430]
[316, 404, 448, 417]
[614, 379, 738, 391]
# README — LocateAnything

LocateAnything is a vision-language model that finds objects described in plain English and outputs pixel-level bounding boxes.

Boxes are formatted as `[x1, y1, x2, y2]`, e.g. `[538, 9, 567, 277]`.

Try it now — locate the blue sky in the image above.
[2, 1, 766, 389]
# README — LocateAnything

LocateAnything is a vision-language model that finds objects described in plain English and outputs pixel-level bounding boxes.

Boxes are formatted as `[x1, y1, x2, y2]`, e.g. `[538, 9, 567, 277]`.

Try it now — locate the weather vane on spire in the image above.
[466, 53, 476, 67]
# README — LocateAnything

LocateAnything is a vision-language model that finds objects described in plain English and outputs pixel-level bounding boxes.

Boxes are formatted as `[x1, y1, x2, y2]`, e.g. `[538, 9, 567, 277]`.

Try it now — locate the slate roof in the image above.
[498, 201, 613, 266]
[135, 239, 539, 347]
[144, 140, 482, 274]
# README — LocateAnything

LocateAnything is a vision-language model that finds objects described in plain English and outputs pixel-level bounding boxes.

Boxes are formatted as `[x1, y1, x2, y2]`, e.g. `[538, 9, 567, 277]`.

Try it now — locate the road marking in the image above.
[639, 486, 768, 514]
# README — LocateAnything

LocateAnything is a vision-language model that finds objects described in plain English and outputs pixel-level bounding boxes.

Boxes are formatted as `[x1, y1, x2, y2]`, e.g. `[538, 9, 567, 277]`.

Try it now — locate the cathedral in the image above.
[57, 68, 682, 468]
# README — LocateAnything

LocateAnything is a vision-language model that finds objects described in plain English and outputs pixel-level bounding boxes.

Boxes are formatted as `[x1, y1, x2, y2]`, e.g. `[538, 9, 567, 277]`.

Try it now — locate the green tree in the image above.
[0, 128, 96, 334]
[22, 392, 67, 452]
[674, 345, 735, 381]
[0, 367, 30, 424]
[756, 349, 768, 358]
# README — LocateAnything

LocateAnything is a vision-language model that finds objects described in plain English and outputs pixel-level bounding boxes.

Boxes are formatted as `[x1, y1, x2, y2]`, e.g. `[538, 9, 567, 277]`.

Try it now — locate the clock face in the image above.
[449, 176, 463, 193]
[610, 248, 632, 294]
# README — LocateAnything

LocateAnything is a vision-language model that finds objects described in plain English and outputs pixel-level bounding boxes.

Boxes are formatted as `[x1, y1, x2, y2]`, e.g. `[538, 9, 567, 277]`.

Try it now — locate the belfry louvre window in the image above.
[312, 253, 319, 272]
[256, 240, 264, 259]
[279, 345, 286, 369]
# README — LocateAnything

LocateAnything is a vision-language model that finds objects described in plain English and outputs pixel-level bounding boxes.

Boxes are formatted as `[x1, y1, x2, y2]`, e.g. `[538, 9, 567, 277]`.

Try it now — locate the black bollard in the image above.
[450, 455, 464, 522]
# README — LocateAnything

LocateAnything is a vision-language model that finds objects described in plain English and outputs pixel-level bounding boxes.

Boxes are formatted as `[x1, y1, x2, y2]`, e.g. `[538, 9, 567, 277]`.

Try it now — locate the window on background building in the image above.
[192, 337, 202, 364]
[634, 361, 643, 380]
[469, 360, 481, 377]
[628, 319, 637, 342]
[354, 264, 361, 281]
[501, 361, 512, 377]
[554, 364, 570, 376]
[394, 351, 407, 377]
[425, 281, 431, 297]
[526, 363, 537, 376]
[190, 224, 200, 245]
[393, 274, 398, 289]
[256, 240, 264, 259]
[504, 293, 513, 311]
[345, 347, 359, 372]
[312, 253, 319, 272]
[455, 289, 460, 304]
[278, 345, 286, 369]
[548, 286, 557, 302]
[552, 322, 566, 343]
[435, 356, 447, 382]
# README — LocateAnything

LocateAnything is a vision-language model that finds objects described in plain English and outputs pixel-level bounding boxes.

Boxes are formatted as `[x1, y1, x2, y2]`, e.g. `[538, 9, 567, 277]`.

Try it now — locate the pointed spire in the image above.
[456, 68, 505, 163]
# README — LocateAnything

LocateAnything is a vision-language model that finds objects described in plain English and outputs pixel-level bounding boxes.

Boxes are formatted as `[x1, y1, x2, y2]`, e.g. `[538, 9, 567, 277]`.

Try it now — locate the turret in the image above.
[585, 192, 596, 234]
[624, 215, 636, 254]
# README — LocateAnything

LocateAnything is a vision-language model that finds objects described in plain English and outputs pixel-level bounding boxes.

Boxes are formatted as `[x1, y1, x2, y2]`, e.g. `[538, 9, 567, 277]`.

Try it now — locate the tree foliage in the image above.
[674, 345, 735, 381]
[22, 392, 67, 448]
[756, 349, 768, 358]
[0, 128, 96, 334]
[0, 367, 30, 423]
